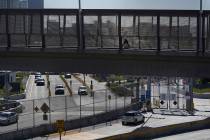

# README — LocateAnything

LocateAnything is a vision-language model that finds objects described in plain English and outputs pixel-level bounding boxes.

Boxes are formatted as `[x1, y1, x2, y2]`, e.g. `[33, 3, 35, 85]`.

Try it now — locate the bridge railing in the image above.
[0, 9, 209, 54]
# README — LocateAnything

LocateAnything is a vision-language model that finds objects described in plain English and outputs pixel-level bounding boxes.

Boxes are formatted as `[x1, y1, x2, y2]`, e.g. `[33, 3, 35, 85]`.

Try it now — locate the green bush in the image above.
[107, 82, 133, 97]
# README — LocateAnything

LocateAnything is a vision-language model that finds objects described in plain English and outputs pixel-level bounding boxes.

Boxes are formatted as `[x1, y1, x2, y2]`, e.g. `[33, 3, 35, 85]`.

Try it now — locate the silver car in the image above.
[122, 111, 145, 125]
[0, 112, 18, 125]
[78, 86, 88, 95]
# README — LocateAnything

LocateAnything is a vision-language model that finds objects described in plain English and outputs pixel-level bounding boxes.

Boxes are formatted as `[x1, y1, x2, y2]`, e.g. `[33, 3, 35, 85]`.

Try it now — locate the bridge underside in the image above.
[0, 49, 210, 78]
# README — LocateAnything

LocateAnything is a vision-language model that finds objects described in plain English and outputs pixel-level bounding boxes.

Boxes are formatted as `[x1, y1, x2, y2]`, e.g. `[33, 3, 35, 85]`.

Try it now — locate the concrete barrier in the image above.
[4, 94, 26, 100]
[7, 104, 23, 113]
[99, 117, 210, 140]
[193, 93, 210, 99]
[0, 103, 140, 140]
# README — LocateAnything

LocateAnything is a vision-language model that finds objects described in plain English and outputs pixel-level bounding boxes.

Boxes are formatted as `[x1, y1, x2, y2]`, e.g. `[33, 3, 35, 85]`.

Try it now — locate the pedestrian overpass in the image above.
[0, 9, 210, 77]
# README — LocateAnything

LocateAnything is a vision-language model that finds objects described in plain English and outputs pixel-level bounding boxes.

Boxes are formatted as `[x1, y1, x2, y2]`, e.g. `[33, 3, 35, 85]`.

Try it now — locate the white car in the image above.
[55, 85, 65, 95]
[78, 86, 88, 95]
[122, 111, 145, 125]
[0, 112, 18, 125]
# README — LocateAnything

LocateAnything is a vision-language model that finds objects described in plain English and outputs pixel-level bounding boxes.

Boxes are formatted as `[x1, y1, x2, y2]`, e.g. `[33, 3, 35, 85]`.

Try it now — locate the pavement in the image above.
[31, 112, 207, 140]
[153, 129, 210, 140]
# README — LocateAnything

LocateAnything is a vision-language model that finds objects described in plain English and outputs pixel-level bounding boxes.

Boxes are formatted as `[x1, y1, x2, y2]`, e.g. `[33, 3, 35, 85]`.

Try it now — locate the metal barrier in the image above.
[0, 88, 133, 135]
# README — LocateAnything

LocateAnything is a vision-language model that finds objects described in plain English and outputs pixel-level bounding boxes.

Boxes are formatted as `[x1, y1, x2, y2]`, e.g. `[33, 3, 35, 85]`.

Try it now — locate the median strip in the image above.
[59, 75, 73, 96]
[72, 74, 91, 91]
[46, 74, 51, 97]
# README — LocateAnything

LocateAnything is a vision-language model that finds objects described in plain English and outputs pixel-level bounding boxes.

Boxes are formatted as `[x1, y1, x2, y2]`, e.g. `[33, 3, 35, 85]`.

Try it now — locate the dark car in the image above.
[0, 112, 18, 125]
[36, 78, 45, 86]
[35, 74, 41, 83]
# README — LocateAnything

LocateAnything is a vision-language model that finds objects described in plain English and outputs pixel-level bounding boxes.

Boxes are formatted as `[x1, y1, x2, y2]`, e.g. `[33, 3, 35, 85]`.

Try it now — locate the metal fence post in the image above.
[124, 92, 126, 110]
[49, 97, 51, 124]
[168, 77, 171, 110]
[80, 92, 82, 130]
[17, 114, 19, 131]
[65, 96, 67, 121]
[177, 77, 180, 109]
[105, 88, 108, 126]
[32, 99, 35, 127]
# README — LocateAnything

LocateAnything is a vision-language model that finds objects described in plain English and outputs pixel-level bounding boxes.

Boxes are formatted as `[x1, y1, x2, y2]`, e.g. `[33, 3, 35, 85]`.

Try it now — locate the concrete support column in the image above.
[136, 78, 140, 102]
[186, 78, 194, 114]
[146, 77, 152, 111]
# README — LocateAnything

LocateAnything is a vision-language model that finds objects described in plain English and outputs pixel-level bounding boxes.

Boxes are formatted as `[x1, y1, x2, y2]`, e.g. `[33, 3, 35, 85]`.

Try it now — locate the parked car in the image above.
[55, 85, 65, 95]
[0, 112, 18, 125]
[36, 78, 45, 86]
[122, 111, 145, 125]
[78, 86, 88, 95]
[64, 73, 71, 79]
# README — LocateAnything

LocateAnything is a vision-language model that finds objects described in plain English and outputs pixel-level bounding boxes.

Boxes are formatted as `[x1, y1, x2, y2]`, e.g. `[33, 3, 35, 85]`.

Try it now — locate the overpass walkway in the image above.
[0, 9, 210, 76]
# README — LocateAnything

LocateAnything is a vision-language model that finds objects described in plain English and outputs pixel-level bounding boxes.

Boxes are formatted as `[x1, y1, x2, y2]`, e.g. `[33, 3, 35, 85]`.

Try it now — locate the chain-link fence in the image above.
[0, 88, 133, 134]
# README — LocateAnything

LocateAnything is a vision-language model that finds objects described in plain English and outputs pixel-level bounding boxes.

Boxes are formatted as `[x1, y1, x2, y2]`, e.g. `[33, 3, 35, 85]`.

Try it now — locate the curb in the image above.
[99, 117, 210, 140]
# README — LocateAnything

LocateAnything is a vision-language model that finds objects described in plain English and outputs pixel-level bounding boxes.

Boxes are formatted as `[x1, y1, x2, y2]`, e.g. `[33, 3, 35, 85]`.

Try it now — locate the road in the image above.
[154, 129, 210, 140]
[1, 74, 208, 139]
[0, 74, 132, 134]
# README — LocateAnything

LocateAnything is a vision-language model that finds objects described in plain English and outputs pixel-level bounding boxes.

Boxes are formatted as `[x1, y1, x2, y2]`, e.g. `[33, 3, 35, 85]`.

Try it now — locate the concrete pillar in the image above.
[186, 78, 194, 114]
[136, 78, 140, 102]
[146, 77, 152, 111]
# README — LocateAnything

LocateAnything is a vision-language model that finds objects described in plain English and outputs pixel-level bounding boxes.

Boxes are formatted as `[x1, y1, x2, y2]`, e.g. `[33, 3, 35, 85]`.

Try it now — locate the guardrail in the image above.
[0, 101, 23, 113]
[100, 117, 210, 140]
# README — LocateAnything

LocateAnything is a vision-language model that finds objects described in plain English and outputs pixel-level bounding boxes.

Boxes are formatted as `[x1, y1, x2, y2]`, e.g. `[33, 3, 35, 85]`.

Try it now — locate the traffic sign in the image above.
[34, 106, 39, 112]
[43, 114, 48, 120]
[41, 103, 50, 113]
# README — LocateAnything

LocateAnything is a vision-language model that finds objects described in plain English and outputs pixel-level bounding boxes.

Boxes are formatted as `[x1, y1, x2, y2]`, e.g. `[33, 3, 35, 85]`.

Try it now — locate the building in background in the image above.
[28, 0, 44, 9]
[0, 71, 16, 90]
[0, 0, 44, 9]
[0, 0, 28, 8]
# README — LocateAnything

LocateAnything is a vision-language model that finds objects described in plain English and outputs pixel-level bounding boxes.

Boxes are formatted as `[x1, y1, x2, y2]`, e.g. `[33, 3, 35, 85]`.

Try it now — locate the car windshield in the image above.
[80, 87, 87, 90]
[0, 113, 9, 117]
[56, 85, 63, 88]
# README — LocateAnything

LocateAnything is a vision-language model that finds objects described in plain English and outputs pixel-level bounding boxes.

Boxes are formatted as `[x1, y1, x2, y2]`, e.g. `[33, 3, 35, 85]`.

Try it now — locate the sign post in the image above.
[108, 95, 111, 126]
[56, 120, 65, 140]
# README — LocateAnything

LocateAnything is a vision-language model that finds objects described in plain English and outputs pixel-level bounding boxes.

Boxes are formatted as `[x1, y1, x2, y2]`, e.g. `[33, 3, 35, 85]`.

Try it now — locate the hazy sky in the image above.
[44, 0, 210, 10]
